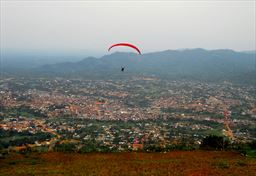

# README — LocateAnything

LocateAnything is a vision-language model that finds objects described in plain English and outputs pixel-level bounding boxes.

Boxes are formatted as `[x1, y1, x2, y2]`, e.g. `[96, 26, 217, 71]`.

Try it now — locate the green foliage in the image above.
[200, 135, 230, 150]
[0, 129, 53, 149]
[79, 140, 98, 153]
[79, 145, 96, 153]
[18, 146, 32, 155]
[236, 160, 247, 167]
[31, 146, 49, 153]
[54, 143, 77, 152]
[143, 144, 195, 152]
[144, 144, 163, 152]
[233, 140, 256, 158]
[249, 140, 256, 149]
[214, 160, 230, 169]
[8, 161, 17, 165]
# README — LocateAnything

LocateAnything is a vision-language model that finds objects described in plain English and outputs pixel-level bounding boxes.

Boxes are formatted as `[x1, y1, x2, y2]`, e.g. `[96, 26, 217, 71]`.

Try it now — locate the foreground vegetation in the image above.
[0, 151, 255, 176]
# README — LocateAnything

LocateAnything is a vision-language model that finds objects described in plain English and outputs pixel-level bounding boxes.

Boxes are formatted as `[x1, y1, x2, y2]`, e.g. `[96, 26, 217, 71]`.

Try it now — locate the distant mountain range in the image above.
[242, 50, 256, 54]
[2, 48, 256, 85]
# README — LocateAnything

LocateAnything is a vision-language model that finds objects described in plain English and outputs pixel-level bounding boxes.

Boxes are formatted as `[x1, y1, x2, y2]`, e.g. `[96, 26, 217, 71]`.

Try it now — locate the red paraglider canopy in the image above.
[108, 43, 141, 54]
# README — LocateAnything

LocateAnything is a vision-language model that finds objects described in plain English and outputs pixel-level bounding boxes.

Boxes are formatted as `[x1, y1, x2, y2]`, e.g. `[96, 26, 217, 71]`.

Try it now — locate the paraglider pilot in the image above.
[121, 67, 125, 72]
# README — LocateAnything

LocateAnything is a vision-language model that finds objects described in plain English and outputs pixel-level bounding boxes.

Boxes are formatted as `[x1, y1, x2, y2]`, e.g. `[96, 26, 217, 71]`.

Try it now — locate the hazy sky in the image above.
[1, 1, 255, 54]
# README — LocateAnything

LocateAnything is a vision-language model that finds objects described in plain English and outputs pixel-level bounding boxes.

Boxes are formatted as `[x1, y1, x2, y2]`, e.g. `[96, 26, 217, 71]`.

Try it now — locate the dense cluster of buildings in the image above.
[0, 77, 255, 150]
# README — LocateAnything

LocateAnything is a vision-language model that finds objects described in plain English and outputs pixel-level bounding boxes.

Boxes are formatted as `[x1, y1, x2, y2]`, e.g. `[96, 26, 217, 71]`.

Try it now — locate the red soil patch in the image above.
[0, 151, 255, 176]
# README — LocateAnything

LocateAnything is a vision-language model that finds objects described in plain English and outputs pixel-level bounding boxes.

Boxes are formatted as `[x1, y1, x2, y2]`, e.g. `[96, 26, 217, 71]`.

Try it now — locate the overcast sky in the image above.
[1, 1, 255, 55]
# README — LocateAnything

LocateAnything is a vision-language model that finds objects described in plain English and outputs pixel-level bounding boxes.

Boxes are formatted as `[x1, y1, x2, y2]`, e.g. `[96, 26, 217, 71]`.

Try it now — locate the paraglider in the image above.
[108, 43, 141, 72]
[108, 43, 141, 55]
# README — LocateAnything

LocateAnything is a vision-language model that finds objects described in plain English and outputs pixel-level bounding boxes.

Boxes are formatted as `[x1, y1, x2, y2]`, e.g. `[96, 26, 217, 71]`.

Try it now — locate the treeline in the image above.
[52, 135, 256, 157]
[0, 106, 47, 119]
[52, 135, 256, 158]
[0, 129, 53, 149]
[1, 134, 255, 158]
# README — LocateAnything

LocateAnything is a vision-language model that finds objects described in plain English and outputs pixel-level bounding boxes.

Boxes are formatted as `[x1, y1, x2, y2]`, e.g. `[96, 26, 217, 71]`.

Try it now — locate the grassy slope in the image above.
[0, 151, 255, 176]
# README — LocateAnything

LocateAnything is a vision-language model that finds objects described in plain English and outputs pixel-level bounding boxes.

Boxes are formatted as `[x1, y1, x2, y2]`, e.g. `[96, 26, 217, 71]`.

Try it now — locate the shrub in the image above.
[236, 160, 247, 166]
[214, 160, 230, 169]
[249, 140, 256, 149]
[54, 143, 77, 152]
[200, 135, 230, 150]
